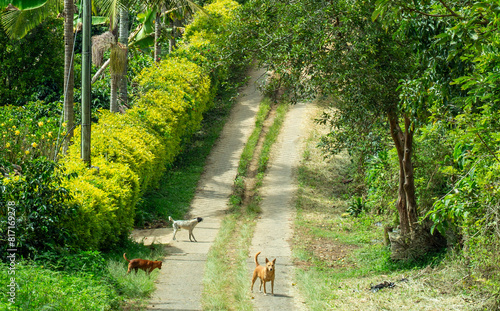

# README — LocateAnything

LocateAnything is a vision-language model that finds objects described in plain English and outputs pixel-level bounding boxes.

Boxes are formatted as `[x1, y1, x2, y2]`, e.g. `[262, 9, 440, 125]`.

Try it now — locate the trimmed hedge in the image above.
[58, 0, 240, 250]
[0, 0, 242, 252]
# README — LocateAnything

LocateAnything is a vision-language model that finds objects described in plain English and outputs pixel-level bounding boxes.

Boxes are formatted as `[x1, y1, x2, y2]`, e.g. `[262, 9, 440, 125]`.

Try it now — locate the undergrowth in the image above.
[293, 106, 479, 311]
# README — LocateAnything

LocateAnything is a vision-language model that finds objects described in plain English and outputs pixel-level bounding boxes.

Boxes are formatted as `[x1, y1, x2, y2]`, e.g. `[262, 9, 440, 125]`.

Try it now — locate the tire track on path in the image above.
[131, 68, 267, 311]
[248, 102, 311, 311]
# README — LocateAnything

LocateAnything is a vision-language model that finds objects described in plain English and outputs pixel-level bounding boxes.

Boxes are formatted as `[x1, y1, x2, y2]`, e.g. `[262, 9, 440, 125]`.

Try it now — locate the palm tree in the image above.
[118, 7, 128, 106]
[63, 0, 75, 149]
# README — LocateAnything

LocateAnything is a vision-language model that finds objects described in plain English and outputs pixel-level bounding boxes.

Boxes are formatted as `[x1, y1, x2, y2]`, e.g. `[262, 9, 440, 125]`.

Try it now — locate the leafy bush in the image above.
[0, 158, 77, 256]
[176, 0, 247, 95]
[0, 101, 64, 163]
[59, 56, 211, 249]
[0, 0, 244, 253]
[346, 196, 367, 217]
[0, 18, 64, 106]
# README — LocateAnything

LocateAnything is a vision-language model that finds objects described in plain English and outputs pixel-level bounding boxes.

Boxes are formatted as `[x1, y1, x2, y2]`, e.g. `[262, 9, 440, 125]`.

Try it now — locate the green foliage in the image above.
[0, 262, 119, 310]
[136, 80, 237, 224]
[35, 250, 107, 275]
[0, 101, 63, 163]
[364, 150, 396, 213]
[346, 196, 367, 217]
[183, 0, 239, 43]
[60, 48, 212, 250]
[373, 0, 500, 301]
[0, 158, 78, 256]
[0, 18, 64, 106]
[176, 0, 245, 98]
[0, 0, 245, 253]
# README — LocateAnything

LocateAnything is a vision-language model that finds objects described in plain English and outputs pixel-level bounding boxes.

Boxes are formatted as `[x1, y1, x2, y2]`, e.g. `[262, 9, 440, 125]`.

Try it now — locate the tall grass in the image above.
[0, 263, 119, 310]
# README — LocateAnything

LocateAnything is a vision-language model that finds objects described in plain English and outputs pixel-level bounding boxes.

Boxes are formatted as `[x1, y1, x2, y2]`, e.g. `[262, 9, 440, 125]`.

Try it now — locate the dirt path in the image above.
[131, 69, 312, 310]
[132, 67, 266, 310]
[247, 102, 309, 311]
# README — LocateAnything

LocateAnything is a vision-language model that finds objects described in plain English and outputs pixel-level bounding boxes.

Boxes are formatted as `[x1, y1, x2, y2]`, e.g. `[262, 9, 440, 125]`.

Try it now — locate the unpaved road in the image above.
[247, 102, 309, 311]
[131, 68, 311, 310]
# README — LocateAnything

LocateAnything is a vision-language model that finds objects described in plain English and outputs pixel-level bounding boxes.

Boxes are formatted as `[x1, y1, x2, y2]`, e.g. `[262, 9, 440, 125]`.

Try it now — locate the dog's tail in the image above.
[168, 216, 173, 222]
[254, 251, 261, 267]
[123, 253, 130, 262]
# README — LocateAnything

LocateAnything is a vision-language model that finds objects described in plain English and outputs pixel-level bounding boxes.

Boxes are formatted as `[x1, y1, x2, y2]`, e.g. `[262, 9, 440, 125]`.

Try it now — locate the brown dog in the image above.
[123, 253, 162, 275]
[251, 251, 276, 295]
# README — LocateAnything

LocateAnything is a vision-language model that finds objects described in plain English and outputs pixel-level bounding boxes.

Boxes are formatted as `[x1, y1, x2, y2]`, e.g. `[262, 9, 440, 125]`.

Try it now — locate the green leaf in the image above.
[1, 0, 47, 10]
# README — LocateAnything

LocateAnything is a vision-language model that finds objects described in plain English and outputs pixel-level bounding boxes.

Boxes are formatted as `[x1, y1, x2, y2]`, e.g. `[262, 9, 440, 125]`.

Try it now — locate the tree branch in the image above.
[437, 0, 461, 19]
[91, 58, 110, 84]
[395, 0, 463, 19]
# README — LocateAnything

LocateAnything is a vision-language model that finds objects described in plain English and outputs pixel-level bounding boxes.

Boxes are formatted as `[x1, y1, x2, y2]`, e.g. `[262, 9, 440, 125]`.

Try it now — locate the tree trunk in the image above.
[388, 113, 418, 236]
[118, 7, 129, 106]
[92, 58, 110, 84]
[154, 12, 161, 62]
[63, 0, 74, 155]
[169, 18, 175, 53]
[110, 71, 119, 113]
[402, 116, 418, 233]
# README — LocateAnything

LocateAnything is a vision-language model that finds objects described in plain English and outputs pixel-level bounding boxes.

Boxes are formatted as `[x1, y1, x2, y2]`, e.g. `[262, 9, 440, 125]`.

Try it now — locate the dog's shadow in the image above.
[254, 293, 293, 299]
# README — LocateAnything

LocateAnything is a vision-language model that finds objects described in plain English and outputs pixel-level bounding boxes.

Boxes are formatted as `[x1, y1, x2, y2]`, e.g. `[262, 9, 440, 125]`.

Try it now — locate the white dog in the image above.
[168, 216, 203, 242]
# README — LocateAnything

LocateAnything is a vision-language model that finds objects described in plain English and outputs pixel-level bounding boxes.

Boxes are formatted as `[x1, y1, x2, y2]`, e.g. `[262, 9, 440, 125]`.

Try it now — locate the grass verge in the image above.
[202, 99, 289, 310]
[135, 81, 244, 226]
[0, 242, 164, 311]
[292, 105, 479, 310]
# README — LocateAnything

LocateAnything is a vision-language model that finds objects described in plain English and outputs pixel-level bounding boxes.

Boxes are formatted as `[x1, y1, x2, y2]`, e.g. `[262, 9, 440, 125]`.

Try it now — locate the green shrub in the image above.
[0, 0, 244, 253]
[60, 57, 211, 250]
[0, 158, 78, 256]
[0, 18, 64, 106]
[346, 196, 367, 217]
[60, 149, 140, 249]
[0, 101, 64, 164]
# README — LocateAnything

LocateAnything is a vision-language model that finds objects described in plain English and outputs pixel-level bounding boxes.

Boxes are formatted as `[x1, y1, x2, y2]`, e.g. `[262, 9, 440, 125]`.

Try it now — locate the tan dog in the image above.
[251, 251, 276, 295]
[123, 253, 162, 275]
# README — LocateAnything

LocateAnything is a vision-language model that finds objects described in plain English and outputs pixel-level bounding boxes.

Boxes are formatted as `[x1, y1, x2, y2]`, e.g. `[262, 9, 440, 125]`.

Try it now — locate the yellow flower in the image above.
[25, 150, 30, 155]
[38, 121, 44, 127]
[48, 132, 52, 137]
[1, 123, 4, 126]
[62, 122, 67, 127]
[15, 130, 20, 135]
[11, 125, 16, 129]
[32, 142, 38, 148]
[5, 142, 10, 148]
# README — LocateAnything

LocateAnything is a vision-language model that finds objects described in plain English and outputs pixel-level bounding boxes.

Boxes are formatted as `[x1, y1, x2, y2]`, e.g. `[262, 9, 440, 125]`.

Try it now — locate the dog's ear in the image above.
[265, 258, 269, 263]
[272, 258, 276, 264]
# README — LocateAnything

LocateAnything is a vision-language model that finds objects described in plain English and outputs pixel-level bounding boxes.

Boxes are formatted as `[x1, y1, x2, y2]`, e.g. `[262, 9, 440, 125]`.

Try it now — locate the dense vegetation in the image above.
[1, 0, 500, 309]
[226, 0, 500, 306]
[0, 0, 247, 309]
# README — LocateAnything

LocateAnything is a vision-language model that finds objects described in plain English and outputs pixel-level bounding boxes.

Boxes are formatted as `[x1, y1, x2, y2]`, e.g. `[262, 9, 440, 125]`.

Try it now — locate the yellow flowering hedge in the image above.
[60, 56, 211, 249]
[0, 0, 241, 251]
[174, 0, 241, 98]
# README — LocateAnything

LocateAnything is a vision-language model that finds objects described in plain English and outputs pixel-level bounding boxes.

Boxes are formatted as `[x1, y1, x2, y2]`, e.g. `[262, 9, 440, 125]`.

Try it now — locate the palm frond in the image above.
[0, 0, 60, 39]
[93, 0, 119, 29]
